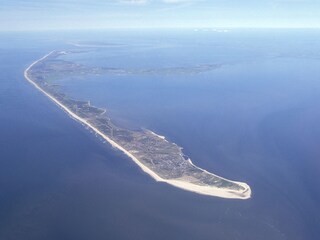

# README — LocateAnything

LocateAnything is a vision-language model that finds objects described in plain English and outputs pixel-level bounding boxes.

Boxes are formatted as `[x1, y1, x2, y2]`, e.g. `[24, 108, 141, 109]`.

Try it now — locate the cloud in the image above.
[120, 0, 200, 4]
[120, 0, 149, 4]
[162, 0, 194, 3]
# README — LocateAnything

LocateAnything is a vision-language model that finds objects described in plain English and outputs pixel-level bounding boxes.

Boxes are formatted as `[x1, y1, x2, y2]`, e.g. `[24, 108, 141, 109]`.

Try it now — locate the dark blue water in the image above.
[0, 30, 319, 240]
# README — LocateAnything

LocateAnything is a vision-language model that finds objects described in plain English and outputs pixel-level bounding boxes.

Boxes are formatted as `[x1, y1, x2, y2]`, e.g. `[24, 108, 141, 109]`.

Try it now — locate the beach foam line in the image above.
[24, 51, 251, 200]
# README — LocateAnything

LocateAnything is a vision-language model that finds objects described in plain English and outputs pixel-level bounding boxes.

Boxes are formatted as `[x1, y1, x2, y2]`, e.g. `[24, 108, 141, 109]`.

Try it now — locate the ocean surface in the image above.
[0, 29, 319, 240]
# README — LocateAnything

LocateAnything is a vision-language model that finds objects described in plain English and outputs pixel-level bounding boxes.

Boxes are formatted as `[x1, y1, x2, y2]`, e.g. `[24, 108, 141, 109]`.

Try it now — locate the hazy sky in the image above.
[1, 0, 320, 30]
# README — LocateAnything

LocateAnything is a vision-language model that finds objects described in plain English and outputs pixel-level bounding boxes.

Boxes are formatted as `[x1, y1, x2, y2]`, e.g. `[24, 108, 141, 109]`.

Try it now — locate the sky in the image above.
[1, 0, 320, 31]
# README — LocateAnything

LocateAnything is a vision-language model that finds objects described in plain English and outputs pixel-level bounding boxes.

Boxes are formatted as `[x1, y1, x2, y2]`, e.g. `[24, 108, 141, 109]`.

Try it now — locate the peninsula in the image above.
[24, 50, 251, 199]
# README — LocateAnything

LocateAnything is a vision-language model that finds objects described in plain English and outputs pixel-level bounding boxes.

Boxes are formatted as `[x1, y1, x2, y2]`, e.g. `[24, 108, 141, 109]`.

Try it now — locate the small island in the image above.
[24, 50, 251, 199]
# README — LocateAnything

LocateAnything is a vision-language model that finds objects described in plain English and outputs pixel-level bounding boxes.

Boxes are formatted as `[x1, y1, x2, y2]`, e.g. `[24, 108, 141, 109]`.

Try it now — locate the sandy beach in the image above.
[24, 52, 251, 200]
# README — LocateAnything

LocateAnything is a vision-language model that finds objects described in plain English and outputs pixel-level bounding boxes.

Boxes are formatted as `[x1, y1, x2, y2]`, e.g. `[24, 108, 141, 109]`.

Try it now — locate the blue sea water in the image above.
[0, 29, 319, 240]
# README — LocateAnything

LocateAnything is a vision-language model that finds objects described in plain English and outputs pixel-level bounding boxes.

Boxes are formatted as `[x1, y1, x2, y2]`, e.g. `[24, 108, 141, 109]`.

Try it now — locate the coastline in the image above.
[24, 51, 251, 200]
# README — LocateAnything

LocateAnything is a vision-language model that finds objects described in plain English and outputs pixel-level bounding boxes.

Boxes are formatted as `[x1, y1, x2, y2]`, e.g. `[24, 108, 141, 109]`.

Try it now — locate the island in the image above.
[24, 50, 251, 199]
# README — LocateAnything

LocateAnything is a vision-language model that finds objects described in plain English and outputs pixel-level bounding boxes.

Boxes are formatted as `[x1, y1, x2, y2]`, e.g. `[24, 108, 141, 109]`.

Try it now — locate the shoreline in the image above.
[24, 51, 251, 200]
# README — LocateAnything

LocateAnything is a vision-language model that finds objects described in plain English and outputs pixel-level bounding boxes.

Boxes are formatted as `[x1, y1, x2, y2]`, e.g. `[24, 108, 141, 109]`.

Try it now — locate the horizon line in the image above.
[1, 26, 320, 33]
